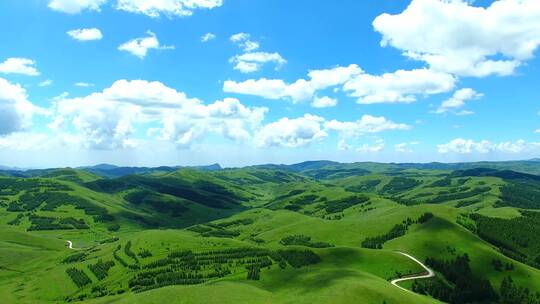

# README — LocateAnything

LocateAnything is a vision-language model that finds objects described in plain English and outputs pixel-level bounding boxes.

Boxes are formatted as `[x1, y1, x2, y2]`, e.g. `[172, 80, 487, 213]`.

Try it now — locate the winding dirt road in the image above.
[390, 251, 435, 292]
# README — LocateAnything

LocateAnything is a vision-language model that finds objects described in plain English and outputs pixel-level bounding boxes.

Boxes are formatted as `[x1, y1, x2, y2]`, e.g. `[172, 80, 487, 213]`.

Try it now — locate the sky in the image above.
[1, 0, 540, 168]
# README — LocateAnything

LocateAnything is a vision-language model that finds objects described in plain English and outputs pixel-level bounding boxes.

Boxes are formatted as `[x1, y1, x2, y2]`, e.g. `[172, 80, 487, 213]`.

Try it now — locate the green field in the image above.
[1, 161, 540, 303]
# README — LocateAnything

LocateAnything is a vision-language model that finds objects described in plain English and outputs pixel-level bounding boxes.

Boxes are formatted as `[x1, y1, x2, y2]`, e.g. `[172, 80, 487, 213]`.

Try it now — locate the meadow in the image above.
[1, 160, 540, 303]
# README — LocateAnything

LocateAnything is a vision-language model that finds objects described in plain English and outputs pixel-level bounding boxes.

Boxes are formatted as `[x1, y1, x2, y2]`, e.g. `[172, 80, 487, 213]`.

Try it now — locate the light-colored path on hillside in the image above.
[67, 240, 73, 249]
[390, 252, 435, 292]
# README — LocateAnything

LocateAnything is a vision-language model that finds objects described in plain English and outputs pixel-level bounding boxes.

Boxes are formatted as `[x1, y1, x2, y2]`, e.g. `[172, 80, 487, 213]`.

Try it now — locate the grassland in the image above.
[1, 161, 540, 303]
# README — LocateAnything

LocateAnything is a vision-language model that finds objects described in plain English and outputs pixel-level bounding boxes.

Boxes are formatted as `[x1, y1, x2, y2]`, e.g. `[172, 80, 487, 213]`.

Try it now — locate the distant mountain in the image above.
[391, 160, 540, 175]
[193, 163, 222, 171]
[81, 163, 223, 178]
[0, 165, 26, 171]
[451, 167, 540, 182]
[83, 163, 119, 170]
[4, 159, 540, 180]
[248, 159, 540, 179]
[287, 160, 341, 172]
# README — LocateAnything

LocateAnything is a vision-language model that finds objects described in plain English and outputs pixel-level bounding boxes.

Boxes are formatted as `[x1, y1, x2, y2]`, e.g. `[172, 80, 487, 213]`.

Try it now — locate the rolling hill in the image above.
[1, 161, 540, 303]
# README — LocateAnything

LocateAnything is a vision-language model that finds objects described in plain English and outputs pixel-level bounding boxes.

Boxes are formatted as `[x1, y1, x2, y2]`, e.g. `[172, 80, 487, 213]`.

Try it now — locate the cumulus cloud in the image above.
[49, 0, 223, 16]
[230, 33, 260, 52]
[230, 52, 286, 73]
[223, 64, 362, 103]
[308, 64, 364, 90]
[0, 58, 40, 76]
[67, 28, 103, 41]
[395, 141, 419, 153]
[74, 82, 94, 87]
[50, 79, 267, 149]
[343, 68, 456, 104]
[116, 0, 223, 17]
[0, 132, 51, 151]
[228, 33, 284, 73]
[311, 96, 337, 108]
[48, 0, 106, 14]
[437, 138, 540, 154]
[253, 113, 409, 149]
[225, 65, 454, 104]
[223, 78, 314, 102]
[435, 88, 483, 115]
[39, 79, 53, 87]
[373, 0, 540, 77]
[159, 98, 267, 147]
[254, 114, 327, 148]
[118, 31, 174, 59]
[324, 115, 411, 139]
[323, 115, 410, 151]
[201, 32, 216, 42]
[0, 78, 43, 135]
[357, 139, 385, 153]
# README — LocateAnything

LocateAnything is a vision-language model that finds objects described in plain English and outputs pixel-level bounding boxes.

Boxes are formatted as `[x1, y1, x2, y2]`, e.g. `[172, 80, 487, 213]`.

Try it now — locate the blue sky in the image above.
[0, 0, 539, 168]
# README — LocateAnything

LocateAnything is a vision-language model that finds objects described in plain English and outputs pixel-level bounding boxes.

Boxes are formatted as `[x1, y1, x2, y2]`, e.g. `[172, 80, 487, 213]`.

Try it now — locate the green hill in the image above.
[1, 162, 540, 303]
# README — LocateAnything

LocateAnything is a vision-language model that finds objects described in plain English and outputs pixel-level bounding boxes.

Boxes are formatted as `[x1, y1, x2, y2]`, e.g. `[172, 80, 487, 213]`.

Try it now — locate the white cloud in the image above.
[0, 78, 43, 135]
[357, 139, 385, 153]
[74, 82, 94, 87]
[311, 96, 337, 108]
[252, 113, 408, 149]
[343, 68, 456, 104]
[308, 64, 363, 90]
[0, 132, 51, 151]
[437, 138, 540, 154]
[324, 115, 411, 139]
[230, 52, 286, 73]
[118, 31, 174, 59]
[116, 0, 223, 18]
[254, 114, 327, 148]
[230, 33, 249, 43]
[336, 138, 386, 153]
[395, 141, 418, 153]
[201, 32, 216, 42]
[373, 0, 540, 77]
[39, 79, 53, 87]
[228, 33, 283, 73]
[223, 64, 361, 103]
[0, 58, 40, 76]
[323, 115, 410, 150]
[50, 79, 267, 150]
[48, 0, 106, 14]
[455, 110, 475, 116]
[437, 138, 491, 154]
[230, 33, 260, 52]
[223, 78, 313, 103]
[224, 65, 454, 105]
[159, 97, 267, 147]
[67, 28, 103, 41]
[435, 88, 483, 114]
[338, 139, 352, 151]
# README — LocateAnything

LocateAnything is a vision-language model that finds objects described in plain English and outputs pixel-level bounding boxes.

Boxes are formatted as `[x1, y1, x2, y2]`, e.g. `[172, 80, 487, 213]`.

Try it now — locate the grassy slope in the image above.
[0, 225, 436, 304]
[1, 165, 540, 303]
[384, 216, 540, 292]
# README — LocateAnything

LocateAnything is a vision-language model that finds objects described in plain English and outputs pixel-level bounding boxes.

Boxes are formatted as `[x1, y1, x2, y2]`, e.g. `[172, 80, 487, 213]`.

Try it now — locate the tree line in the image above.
[88, 260, 115, 280]
[414, 254, 497, 303]
[361, 213, 434, 249]
[280, 234, 334, 248]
